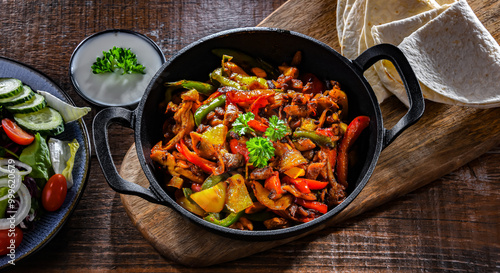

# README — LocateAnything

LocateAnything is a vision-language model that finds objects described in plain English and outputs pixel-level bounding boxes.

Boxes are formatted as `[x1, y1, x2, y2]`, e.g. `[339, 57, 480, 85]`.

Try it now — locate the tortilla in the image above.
[336, 0, 347, 44]
[336, 0, 357, 45]
[340, 0, 440, 103]
[340, 0, 366, 58]
[375, 0, 500, 107]
[372, 5, 449, 48]
[371, 5, 450, 106]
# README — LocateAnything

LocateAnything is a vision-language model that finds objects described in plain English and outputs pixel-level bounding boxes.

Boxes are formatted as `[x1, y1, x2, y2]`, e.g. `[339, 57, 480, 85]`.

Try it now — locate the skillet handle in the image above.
[92, 107, 164, 205]
[353, 43, 425, 148]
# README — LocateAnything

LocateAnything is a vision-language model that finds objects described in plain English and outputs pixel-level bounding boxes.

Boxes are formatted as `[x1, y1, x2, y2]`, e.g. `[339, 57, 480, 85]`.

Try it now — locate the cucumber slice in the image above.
[0, 78, 23, 99]
[7, 93, 47, 113]
[0, 85, 35, 106]
[13, 107, 64, 136]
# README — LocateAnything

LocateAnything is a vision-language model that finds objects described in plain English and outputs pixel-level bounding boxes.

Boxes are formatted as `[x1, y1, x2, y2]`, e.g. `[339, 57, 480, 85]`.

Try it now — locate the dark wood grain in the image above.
[0, 0, 498, 272]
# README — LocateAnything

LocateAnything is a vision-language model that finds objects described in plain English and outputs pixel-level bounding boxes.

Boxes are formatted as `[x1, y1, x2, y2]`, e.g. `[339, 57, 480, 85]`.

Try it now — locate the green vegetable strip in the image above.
[201, 173, 230, 190]
[210, 68, 243, 89]
[292, 129, 336, 148]
[182, 187, 200, 204]
[194, 94, 226, 126]
[232, 74, 268, 89]
[182, 188, 193, 198]
[204, 211, 244, 227]
[165, 80, 216, 95]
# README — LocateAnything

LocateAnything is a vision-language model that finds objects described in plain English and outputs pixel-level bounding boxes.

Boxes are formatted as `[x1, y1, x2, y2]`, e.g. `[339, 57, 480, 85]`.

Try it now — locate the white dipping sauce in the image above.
[70, 31, 164, 106]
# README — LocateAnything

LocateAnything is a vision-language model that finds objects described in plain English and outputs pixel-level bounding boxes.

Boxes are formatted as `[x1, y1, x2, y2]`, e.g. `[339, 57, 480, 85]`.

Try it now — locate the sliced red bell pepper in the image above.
[226, 89, 274, 105]
[250, 94, 271, 116]
[295, 198, 328, 214]
[283, 177, 328, 192]
[229, 138, 249, 162]
[315, 127, 335, 138]
[298, 178, 328, 190]
[247, 119, 268, 133]
[264, 171, 284, 195]
[282, 176, 310, 193]
[337, 116, 370, 186]
[175, 139, 217, 173]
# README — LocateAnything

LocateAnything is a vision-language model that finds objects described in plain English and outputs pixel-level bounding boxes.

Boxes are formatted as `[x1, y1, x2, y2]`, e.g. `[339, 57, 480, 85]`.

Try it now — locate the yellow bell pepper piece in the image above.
[190, 181, 226, 213]
[284, 166, 305, 179]
[225, 174, 253, 213]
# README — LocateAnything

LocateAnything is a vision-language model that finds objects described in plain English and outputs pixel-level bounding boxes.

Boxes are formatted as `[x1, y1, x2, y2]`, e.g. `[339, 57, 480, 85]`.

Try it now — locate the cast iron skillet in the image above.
[92, 27, 424, 241]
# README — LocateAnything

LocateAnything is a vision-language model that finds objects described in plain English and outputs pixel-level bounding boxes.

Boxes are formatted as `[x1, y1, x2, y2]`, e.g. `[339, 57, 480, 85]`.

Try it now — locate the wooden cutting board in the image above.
[119, 0, 500, 267]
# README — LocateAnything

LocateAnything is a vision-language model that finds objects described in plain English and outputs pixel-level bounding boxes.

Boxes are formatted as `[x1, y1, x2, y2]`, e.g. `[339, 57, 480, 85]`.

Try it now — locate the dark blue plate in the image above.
[0, 56, 91, 269]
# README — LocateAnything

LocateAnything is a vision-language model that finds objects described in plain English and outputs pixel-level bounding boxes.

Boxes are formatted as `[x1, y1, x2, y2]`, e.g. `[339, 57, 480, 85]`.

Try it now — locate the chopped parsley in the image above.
[231, 112, 255, 136]
[246, 137, 275, 168]
[265, 115, 289, 141]
[91, 46, 146, 75]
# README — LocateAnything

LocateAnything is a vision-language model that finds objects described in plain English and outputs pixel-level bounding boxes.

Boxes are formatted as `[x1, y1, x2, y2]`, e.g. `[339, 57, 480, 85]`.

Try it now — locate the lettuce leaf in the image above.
[19, 133, 52, 181]
[49, 138, 79, 188]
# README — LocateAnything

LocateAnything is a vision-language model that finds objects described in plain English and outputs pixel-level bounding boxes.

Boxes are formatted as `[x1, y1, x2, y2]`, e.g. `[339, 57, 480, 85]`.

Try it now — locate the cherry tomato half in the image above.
[0, 227, 23, 256]
[1, 118, 34, 146]
[42, 174, 68, 212]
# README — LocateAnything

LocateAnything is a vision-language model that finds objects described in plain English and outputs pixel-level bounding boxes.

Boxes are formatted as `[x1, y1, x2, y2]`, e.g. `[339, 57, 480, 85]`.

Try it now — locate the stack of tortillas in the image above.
[337, 0, 500, 108]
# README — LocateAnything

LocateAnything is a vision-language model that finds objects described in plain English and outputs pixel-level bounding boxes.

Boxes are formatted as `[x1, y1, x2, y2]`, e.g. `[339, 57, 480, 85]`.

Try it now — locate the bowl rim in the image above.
[68, 29, 166, 108]
[134, 27, 384, 240]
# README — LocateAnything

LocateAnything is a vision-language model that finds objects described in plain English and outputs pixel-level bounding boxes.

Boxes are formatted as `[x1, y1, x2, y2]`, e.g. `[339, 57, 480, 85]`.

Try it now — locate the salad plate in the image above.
[0, 56, 91, 269]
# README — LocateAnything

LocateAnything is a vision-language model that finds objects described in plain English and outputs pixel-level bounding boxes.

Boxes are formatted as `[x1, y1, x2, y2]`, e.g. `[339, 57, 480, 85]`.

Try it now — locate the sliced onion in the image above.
[0, 171, 21, 202]
[0, 183, 31, 230]
[0, 159, 32, 176]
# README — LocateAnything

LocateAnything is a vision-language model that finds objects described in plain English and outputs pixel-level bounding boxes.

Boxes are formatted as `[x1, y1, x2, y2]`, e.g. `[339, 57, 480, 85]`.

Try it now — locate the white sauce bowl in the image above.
[70, 29, 165, 107]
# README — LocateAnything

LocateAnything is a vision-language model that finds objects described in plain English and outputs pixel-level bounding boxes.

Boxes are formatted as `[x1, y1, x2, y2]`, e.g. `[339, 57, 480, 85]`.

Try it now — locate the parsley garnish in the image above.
[265, 115, 289, 141]
[246, 137, 275, 168]
[91, 46, 146, 75]
[231, 112, 255, 136]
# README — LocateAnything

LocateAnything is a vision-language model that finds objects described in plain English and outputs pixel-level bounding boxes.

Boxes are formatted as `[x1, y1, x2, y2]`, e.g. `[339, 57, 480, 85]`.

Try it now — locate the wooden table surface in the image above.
[1, 0, 499, 272]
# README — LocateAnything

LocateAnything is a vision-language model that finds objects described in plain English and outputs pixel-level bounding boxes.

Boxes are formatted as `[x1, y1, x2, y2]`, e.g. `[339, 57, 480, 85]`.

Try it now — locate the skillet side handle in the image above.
[92, 107, 164, 205]
[353, 43, 425, 148]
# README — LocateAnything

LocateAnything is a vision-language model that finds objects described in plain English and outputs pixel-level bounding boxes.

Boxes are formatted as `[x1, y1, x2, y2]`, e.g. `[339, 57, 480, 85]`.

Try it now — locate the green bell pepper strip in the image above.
[210, 68, 243, 90]
[204, 210, 244, 227]
[182, 187, 195, 201]
[165, 80, 216, 95]
[212, 48, 279, 79]
[194, 94, 226, 126]
[201, 173, 230, 190]
[232, 74, 268, 89]
[292, 129, 336, 148]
